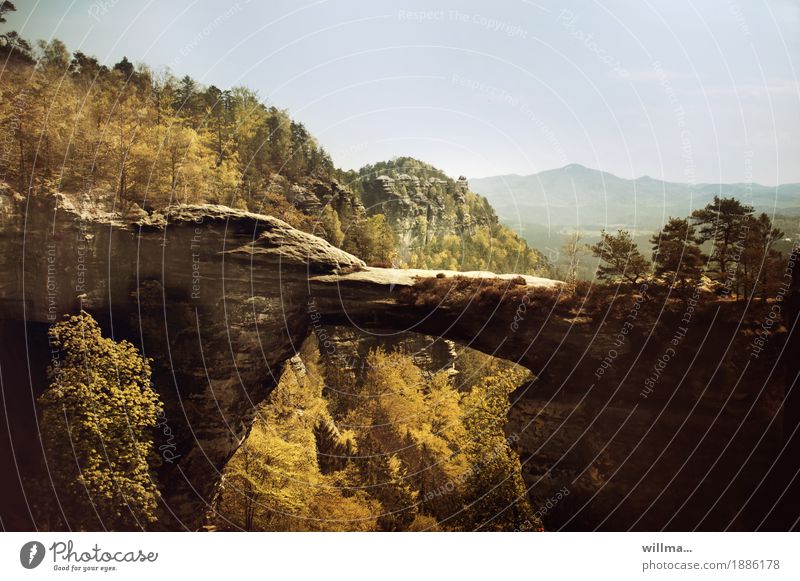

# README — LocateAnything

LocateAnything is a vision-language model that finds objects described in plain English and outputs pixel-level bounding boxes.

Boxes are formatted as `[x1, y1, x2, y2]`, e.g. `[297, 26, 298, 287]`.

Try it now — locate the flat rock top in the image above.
[311, 267, 562, 288]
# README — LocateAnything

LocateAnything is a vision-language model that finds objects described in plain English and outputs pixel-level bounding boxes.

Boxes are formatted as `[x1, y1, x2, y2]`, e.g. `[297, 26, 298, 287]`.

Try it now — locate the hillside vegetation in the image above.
[0, 33, 548, 277]
[350, 157, 547, 274]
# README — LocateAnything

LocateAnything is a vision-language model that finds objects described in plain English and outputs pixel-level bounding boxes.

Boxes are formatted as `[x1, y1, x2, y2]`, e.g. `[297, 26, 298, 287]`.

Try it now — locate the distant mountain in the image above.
[471, 164, 800, 236]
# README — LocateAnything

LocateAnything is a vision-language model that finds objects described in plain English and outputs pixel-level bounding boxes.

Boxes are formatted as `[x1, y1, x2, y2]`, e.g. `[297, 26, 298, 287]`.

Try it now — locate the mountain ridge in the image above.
[472, 163, 800, 190]
[470, 164, 800, 238]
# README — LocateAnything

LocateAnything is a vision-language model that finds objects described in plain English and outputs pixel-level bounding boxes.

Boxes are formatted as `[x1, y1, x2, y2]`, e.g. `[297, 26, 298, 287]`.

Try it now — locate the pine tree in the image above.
[741, 213, 784, 300]
[650, 217, 705, 294]
[591, 229, 650, 284]
[691, 196, 754, 292]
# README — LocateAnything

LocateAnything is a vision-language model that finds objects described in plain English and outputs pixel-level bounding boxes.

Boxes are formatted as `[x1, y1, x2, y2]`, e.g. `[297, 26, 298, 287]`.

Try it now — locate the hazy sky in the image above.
[9, 0, 800, 184]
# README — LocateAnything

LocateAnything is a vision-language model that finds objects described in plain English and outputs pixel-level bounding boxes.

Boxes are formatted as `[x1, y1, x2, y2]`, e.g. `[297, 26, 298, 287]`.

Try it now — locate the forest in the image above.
[0, 7, 546, 277]
[215, 340, 538, 531]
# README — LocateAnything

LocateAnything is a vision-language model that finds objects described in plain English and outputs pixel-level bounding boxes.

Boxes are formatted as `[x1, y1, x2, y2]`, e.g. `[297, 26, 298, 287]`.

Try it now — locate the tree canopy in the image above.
[215, 340, 539, 531]
[38, 312, 163, 530]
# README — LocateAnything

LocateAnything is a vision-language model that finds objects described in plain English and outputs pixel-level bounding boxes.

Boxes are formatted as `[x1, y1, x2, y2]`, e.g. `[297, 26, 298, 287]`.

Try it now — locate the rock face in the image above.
[316, 325, 462, 380]
[285, 177, 365, 220]
[0, 192, 793, 531]
[0, 193, 563, 529]
[360, 169, 488, 255]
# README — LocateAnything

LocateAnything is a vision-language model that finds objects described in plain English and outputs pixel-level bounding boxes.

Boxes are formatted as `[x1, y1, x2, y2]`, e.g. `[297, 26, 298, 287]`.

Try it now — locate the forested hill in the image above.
[0, 34, 546, 276]
[0, 38, 337, 217]
[344, 157, 547, 274]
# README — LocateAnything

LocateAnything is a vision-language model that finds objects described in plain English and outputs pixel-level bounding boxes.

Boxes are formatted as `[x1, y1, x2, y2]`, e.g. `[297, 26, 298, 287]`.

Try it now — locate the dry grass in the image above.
[397, 275, 566, 311]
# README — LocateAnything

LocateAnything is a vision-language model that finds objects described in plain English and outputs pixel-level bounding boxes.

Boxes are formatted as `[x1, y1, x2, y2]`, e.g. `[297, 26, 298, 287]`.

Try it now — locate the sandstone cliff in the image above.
[0, 191, 563, 529]
[0, 190, 794, 531]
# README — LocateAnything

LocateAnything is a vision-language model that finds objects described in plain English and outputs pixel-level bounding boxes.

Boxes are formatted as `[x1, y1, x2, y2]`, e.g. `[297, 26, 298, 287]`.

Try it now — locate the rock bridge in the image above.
[3, 195, 796, 531]
[0, 196, 578, 529]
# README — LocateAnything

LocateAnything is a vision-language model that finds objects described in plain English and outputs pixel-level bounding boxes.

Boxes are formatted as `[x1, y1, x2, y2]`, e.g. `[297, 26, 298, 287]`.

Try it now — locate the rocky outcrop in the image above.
[285, 177, 364, 220]
[360, 169, 480, 252]
[0, 192, 564, 529]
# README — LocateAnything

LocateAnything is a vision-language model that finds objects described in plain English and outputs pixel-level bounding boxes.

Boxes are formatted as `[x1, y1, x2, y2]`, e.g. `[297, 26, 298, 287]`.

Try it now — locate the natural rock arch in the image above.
[0, 197, 576, 529]
[1, 196, 796, 531]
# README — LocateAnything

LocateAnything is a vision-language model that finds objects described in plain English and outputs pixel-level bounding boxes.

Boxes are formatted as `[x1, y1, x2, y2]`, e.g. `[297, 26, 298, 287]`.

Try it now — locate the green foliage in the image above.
[591, 229, 651, 284]
[342, 349, 467, 528]
[691, 196, 753, 284]
[740, 212, 785, 299]
[359, 157, 454, 183]
[650, 217, 705, 293]
[343, 213, 398, 266]
[690, 197, 785, 299]
[216, 338, 380, 531]
[317, 204, 345, 247]
[456, 362, 536, 531]
[0, 1, 16, 24]
[0, 35, 334, 208]
[0, 32, 549, 275]
[408, 219, 546, 275]
[355, 157, 548, 275]
[584, 199, 786, 302]
[354, 157, 547, 274]
[217, 340, 538, 531]
[38, 312, 162, 530]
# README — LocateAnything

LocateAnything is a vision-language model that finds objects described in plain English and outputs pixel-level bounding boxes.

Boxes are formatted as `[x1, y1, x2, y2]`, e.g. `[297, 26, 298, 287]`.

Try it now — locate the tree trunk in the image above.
[17, 128, 26, 194]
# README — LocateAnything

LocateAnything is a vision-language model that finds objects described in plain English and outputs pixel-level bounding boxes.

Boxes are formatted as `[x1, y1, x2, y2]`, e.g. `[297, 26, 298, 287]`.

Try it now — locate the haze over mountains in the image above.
[470, 164, 800, 252]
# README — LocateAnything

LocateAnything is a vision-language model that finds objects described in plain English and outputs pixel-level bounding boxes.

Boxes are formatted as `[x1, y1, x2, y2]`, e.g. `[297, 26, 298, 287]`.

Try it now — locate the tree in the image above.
[650, 217, 705, 294]
[0, 30, 32, 60]
[287, 120, 310, 179]
[561, 230, 586, 288]
[215, 337, 381, 532]
[218, 340, 537, 531]
[0, 1, 16, 23]
[173, 75, 201, 123]
[366, 214, 398, 266]
[70, 51, 108, 80]
[149, 122, 217, 205]
[37, 39, 70, 70]
[457, 363, 537, 531]
[343, 213, 398, 266]
[741, 213, 784, 300]
[590, 229, 650, 284]
[0, 3, 30, 61]
[265, 106, 292, 174]
[691, 196, 754, 292]
[203, 85, 234, 163]
[318, 204, 344, 247]
[218, 421, 310, 531]
[112, 56, 135, 81]
[150, 70, 177, 127]
[0, 62, 45, 193]
[38, 312, 162, 530]
[339, 348, 469, 528]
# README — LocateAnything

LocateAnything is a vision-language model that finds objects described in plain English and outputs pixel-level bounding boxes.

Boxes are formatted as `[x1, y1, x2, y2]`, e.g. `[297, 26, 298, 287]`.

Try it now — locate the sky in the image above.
[8, 0, 800, 185]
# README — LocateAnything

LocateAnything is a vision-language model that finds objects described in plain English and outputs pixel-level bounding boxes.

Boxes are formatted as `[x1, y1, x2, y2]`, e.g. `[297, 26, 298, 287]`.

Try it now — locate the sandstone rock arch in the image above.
[2, 196, 796, 531]
[0, 198, 576, 529]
